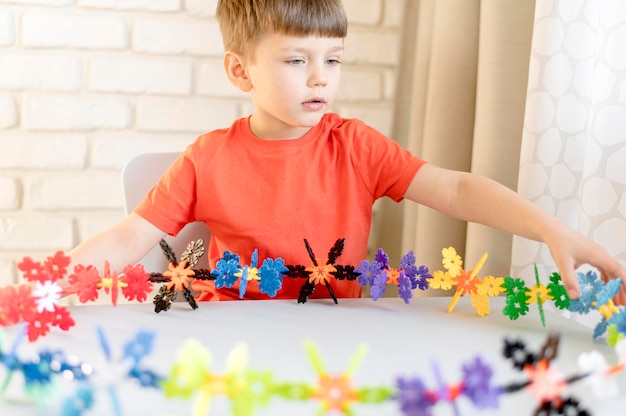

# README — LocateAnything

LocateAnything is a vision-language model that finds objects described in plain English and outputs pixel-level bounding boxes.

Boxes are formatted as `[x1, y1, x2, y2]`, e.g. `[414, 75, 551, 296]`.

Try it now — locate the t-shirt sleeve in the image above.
[133, 146, 198, 236]
[349, 120, 426, 202]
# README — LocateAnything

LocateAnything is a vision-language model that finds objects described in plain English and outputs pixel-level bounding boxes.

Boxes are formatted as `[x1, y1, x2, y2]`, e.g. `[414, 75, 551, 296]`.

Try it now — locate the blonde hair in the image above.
[217, 0, 348, 59]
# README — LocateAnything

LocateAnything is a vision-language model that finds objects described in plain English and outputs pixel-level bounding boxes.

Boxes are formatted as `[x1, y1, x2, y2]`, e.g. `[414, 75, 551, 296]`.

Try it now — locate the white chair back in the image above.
[121, 152, 212, 273]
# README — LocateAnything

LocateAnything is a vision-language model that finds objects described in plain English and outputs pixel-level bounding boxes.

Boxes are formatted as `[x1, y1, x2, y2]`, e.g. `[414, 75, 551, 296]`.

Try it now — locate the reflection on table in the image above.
[1, 296, 625, 416]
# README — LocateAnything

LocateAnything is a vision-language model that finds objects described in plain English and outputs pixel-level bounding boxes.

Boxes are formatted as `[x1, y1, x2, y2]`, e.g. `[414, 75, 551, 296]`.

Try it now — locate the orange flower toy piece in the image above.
[163, 260, 195, 292]
[305, 259, 337, 287]
[296, 238, 348, 304]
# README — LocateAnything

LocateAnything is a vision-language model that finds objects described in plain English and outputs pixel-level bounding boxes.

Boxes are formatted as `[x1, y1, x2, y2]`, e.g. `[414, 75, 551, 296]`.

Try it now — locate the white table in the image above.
[1, 296, 625, 415]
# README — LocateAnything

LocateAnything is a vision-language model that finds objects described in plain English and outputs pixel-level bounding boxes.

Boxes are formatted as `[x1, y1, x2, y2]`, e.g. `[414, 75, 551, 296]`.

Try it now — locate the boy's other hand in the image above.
[546, 225, 626, 306]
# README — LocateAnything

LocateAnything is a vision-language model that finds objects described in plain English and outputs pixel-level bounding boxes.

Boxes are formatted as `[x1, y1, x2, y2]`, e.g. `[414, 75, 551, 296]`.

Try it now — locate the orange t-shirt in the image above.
[135, 113, 426, 300]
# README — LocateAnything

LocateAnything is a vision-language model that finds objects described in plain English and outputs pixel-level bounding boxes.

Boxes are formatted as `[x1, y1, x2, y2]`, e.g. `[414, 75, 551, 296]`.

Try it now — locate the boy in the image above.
[69, 0, 626, 304]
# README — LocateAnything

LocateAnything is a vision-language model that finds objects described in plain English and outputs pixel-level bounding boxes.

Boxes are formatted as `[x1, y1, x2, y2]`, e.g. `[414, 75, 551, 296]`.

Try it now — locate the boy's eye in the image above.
[326, 59, 342, 66]
[287, 59, 305, 65]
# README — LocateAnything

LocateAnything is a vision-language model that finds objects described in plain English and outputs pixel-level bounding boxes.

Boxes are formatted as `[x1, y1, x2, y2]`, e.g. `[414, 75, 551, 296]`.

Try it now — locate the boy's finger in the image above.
[559, 268, 580, 300]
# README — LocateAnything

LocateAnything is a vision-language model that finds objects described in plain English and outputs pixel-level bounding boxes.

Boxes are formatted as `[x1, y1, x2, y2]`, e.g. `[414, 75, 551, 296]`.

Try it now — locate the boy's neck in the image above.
[248, 113, 321, 140]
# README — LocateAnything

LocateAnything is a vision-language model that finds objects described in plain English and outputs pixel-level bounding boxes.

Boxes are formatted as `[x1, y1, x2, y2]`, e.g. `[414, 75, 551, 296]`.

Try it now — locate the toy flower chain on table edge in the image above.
[1, 327, 626, 416]
[1, 239, 625, 344]
[1, 240, 626, 415]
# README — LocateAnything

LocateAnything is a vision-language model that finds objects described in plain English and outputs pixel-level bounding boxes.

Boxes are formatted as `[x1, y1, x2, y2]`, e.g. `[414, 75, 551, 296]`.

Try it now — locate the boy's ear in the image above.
[224, 52, 252, 92]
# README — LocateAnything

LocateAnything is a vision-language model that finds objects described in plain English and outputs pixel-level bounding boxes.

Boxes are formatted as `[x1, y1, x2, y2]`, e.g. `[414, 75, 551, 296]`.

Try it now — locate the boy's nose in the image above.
[308, 67, 327, 87]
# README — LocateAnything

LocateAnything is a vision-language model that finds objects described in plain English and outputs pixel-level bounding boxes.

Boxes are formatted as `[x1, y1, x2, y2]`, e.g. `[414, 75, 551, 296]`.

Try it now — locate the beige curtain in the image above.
[395, 0, 536, 284]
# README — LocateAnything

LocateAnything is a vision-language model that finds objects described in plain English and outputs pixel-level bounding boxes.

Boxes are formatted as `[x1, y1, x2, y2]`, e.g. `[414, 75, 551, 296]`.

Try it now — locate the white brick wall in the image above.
[0, 53, 82, 91]
[89, 57, 192, 95]
[184, 0, 218, 17]
[0, 11, 14, 45]
[0, 134, 87, 168]
[22, 12, 128, 49]
[0, 0, 406, 283]
[78, 0, 181, 12]
[23, 95, 133, 130]
[0, 177, 19, 210]
[0, 217, 74, 250]
[132, 18, 223, 55]
[0, 94, 17, 128]
[0, 259, 15, 287]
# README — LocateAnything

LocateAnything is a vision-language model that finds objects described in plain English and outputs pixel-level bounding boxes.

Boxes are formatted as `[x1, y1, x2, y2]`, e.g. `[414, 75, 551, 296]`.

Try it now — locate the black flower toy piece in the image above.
[286, 238, 358, 304]
[150, 238, 212, 313]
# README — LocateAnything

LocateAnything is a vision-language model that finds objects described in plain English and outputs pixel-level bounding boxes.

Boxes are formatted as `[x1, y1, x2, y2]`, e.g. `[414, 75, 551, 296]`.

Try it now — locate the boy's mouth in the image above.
[303, 97, 326, 104]
[302, 97, 327, 111]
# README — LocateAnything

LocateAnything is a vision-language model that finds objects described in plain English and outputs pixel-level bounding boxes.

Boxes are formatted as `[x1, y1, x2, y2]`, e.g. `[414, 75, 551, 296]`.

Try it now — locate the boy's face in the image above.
[244, 33, 343, 140]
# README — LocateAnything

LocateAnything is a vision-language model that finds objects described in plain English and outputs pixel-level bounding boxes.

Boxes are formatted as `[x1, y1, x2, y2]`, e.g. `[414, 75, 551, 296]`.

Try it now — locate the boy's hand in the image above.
[546, 226, 626, 306]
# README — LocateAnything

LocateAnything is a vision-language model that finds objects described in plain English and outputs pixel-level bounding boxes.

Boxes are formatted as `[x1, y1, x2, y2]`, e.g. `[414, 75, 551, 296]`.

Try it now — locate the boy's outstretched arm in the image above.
[67, 212, 167, 275]
[404, 163, 626, 305]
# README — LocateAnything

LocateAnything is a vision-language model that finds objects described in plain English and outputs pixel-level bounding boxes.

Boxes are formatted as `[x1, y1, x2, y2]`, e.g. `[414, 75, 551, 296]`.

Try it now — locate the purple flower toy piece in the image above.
[356, 248, 431, 303]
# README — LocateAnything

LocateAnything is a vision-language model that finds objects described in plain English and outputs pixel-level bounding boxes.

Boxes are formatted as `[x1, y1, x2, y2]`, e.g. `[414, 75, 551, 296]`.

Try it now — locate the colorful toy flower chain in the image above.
[154, 238, 429, 306]
[426, 247, 626, 336]
[2, 242, 625, 346]
[151, 238, 361, 306]
[0, 237, 361, 333]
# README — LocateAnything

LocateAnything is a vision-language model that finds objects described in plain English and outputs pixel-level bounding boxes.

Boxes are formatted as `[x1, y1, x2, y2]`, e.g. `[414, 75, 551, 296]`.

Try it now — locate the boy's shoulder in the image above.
[323, 112, 363, 128]
[322, 112, 387, 143]
[191, 117, 246, 146]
